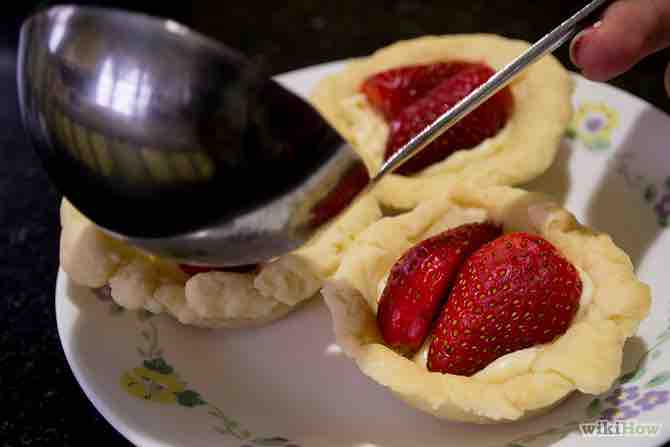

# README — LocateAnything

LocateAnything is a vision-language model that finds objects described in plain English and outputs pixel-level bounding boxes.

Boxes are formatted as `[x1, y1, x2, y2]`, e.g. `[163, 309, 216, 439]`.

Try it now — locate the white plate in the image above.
[57, 61, 670, 447]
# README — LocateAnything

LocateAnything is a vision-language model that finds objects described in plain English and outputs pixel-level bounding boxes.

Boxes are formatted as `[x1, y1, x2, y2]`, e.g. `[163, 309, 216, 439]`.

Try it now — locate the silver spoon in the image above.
[18, 1, 608, 267]
[18, 5, 367, 266]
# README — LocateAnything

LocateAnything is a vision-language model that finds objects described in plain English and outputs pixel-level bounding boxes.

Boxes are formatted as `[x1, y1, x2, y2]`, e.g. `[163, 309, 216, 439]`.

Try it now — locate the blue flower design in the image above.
[604, 386, 640, 406]
[586, 116, 604, 132]
[635, 390, 670, 411]
[601, 405, 640, 421]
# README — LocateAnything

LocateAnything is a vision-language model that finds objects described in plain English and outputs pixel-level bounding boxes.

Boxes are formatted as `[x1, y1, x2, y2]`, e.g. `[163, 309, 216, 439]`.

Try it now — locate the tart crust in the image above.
[321, 185, 651, 423]
[311, 35, 574, 210]
[60, 194, 382, 328]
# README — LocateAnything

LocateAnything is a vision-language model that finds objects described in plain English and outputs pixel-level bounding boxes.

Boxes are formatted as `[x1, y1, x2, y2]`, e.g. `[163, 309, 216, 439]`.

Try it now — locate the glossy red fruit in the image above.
[361, 62, 475, 120]
[385, 64, 514, 175]
[376, 222, 502, 355]
[428, 232, 582, 376]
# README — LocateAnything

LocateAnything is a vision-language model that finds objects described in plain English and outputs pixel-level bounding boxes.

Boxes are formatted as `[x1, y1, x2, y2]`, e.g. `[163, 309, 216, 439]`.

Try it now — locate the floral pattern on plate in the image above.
[616, 151, 670, 228]
[567, 101, 669, 229]
[103, 289, 301, 447]
[567, 102, 620, 150]
[504, 315, 670, 447]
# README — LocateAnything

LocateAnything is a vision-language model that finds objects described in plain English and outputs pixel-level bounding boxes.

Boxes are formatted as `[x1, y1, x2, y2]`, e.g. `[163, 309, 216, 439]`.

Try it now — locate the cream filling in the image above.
[375, 266, 594, 383]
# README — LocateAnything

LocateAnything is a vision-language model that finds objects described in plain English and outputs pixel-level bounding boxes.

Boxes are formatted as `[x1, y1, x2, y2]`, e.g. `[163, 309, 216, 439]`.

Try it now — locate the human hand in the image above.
[569, 0, 670, 94]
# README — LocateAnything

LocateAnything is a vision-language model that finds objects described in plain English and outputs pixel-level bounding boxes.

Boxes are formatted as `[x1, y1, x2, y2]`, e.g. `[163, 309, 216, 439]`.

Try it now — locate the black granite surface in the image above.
[1, 1, 669, 446]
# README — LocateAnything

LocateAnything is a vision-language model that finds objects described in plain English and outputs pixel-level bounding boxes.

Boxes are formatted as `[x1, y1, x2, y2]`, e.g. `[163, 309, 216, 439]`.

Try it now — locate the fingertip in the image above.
[569, 28, 591, 68]
[569, 24, 616, 81]
[572, 0, 669, 82]
[571, 21, 643, 82]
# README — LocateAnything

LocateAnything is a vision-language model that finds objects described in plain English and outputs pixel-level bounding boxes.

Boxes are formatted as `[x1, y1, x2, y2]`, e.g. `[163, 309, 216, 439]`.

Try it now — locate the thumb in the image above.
[570, 0, 670, 81]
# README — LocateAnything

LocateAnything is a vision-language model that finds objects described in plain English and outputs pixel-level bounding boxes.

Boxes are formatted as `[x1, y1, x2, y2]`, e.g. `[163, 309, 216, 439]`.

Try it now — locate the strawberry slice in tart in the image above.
[322, 185, 650, 423]
[360, 61, 474, 120]
[364, 62, 514, 175]
[425, 231, 583, 376]
[311, 34, 574, 210]
[377, 222, 503, 354]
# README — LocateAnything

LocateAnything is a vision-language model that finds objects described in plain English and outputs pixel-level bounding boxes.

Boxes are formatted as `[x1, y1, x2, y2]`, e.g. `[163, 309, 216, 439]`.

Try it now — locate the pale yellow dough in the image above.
[321, 185, 651, 423]
[311, 35, 574, 209]
[60, 194, 382, 328]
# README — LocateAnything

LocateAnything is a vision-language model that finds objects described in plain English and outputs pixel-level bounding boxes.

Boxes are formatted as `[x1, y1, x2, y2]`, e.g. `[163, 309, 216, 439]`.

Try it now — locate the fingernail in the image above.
[569, 30, 589, 67]
[570, 21, 601, 68]
[665, 64, 670, 97]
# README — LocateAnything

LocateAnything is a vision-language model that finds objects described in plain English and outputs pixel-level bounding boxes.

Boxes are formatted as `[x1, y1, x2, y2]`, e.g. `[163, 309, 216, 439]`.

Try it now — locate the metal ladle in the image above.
[18, 1, 608, 266]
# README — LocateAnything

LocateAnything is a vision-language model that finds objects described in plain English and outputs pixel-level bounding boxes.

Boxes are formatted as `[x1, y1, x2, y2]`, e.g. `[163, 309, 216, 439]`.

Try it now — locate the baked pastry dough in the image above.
[322, 185, 650, 423]
[311, 35, 573, 210]
[60, 194, 382, 328]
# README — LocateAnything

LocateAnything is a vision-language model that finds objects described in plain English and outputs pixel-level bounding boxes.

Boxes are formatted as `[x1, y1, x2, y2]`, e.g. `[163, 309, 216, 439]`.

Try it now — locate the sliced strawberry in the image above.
[376, 222, 502, 355]
[179, 264, 259, 276]
[428, 232, 582, 376]
[385, 64, 514, 175]
[361, 62, 475, 120]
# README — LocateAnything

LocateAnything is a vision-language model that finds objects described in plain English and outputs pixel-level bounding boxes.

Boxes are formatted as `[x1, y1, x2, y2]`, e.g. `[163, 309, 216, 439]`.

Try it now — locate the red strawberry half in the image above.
[376, 222, 502, 355]
[360, 62, 475, 120]
[360, 62, 514, 176]
[427, 232, 582, 376]
[385, 64, 514, 175]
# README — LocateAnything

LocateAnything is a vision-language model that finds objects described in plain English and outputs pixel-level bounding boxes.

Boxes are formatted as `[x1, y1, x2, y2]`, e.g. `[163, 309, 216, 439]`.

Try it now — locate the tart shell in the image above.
[59, 194, 382, 328]
[311, 34, 574, 210]
[321, 185, 651, 423]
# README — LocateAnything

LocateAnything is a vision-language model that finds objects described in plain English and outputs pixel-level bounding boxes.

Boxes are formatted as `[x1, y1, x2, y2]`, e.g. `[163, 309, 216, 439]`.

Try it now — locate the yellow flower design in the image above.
[570, 102, 620, 150]
[121, 367, 186, 404]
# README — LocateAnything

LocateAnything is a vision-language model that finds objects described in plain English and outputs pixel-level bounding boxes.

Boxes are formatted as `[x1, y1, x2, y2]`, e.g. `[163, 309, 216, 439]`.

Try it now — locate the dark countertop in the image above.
[1, 1, 669, 446]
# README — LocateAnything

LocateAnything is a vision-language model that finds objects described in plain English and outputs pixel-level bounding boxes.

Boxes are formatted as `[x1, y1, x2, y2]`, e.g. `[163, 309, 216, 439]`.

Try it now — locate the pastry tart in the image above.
[311, 35, 573, 210]
[322, 185, 650, 423]
[60, 193, 381, 328]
